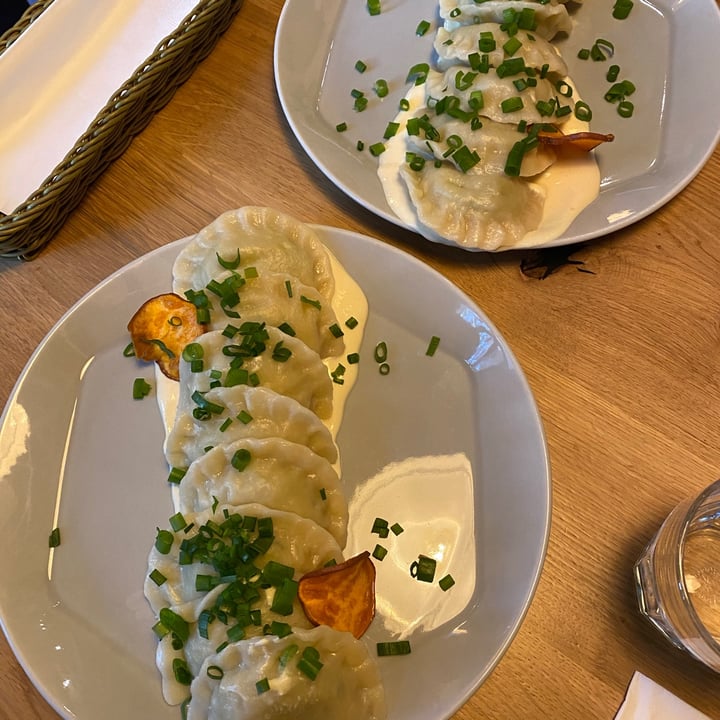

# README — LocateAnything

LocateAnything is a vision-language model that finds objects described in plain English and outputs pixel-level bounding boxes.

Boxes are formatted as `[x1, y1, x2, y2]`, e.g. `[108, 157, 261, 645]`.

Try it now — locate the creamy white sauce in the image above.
[378, 80, 600, 250]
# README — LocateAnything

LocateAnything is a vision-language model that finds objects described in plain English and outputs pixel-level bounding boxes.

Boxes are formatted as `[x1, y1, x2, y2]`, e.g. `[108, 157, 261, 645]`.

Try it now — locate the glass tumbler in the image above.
[634, 478, 720, 672]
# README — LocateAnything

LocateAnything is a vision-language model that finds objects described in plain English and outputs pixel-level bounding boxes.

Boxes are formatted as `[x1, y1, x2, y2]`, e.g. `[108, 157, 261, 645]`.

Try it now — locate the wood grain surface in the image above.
[1, 1, 719, 718]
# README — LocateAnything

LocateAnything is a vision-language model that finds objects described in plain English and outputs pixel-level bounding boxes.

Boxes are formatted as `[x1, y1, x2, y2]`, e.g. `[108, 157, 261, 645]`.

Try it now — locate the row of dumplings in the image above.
[381, 0, 592, 251]
[141, 207, 386, 719]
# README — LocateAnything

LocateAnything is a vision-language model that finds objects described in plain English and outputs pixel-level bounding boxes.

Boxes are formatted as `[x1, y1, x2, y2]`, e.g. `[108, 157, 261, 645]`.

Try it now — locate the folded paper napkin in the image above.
[615, 672, 713, 720]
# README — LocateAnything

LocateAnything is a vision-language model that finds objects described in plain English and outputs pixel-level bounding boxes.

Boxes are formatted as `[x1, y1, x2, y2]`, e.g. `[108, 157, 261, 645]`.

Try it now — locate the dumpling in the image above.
[434, 24, 568, 76]
[165, 385, 338, 469]
[147, 503, 344, 704]
[187, 625, 386, 720]
[222, 272, 344, 358]
[174, 327, 334, 422]
[425, 67, 573, 126]
[405, 112, 556, 177]
[439, 0, 573, 39]
[145, 502, 343, 621]
[400, 162, 545, 250]
[176, 438, 348, 546]
[173, 206, 336, 305]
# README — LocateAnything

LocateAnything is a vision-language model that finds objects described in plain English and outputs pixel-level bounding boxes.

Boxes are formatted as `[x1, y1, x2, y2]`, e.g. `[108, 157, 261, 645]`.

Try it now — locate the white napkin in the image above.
[0, 0, 200, 214]
[615, 672, 713, 720]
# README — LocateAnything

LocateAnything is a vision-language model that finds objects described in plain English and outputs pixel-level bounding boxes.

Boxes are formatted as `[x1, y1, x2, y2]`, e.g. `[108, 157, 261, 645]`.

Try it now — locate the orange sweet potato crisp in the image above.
[127, 293, 207, 380]
[298, 551, 376, 639]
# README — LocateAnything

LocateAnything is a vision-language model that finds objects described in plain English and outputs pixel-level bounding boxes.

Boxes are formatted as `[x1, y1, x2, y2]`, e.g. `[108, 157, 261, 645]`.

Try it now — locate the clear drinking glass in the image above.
[634, 478, 720, 672]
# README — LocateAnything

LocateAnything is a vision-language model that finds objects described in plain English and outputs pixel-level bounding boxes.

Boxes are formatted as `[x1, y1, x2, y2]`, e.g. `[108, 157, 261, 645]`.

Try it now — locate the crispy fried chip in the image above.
[298, 551, 376, 639]
[536, 129, 615, 151]
[127, 293, 207, 380]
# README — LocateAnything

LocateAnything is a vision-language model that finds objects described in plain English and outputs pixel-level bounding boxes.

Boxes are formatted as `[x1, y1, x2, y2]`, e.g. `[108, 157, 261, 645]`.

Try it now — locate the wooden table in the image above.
[1, 1, 719, 718]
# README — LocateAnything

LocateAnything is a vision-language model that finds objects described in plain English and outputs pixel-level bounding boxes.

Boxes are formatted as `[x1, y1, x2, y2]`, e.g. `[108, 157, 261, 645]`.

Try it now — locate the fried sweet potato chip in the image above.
[127, 293, 207, 380]
[298, 551, 376, 639]
[536, 128, 615, 152]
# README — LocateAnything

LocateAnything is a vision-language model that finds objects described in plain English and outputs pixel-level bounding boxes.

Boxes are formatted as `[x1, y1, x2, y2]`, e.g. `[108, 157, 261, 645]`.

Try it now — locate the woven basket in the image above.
[0, 0, 243, 259]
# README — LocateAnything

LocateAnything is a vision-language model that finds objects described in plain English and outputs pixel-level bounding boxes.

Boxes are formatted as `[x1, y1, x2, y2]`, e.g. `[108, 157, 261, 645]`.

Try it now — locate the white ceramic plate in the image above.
[0, 227, 550, 719]
[274, 0, 720, 251]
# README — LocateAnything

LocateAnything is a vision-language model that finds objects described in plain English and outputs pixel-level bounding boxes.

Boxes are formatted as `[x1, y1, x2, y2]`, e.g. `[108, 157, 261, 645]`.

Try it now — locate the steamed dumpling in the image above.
[145, 502, 343, 621]
[187, 625, 386, 720]
[439, 0, 573, 39]
[165, 385, 338, 469]
[434, 24, 568, 76]
[406, 112, 556, 177]
[173, 206, 336, 305]
[176, 438, 348, 546]
[425, 67, 574, 126]
[400, 162, 545, 250]
[175, 327, 334, 422]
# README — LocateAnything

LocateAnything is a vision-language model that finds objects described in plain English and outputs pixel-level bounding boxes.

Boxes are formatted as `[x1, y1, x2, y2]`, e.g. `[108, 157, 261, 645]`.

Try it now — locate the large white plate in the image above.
[274, 0, 720, 251]
[0, 227, 550, 719]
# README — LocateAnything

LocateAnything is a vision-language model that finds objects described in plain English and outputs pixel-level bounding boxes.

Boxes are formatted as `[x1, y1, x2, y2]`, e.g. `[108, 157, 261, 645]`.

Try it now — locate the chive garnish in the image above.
[167, 467, 187, 484]
[439, 574, 456, 591]
[377, 640, 412, 656]
[48, 527, 61, 548]
[133, 378, 152, 400]
[426, 335, 441, 356]
[410, 554, 437, 583]
[372, 544, 388, 561]
[149, 569, 167, 586]
[122, 342, 135, 357]
[216, 249, 241, 270]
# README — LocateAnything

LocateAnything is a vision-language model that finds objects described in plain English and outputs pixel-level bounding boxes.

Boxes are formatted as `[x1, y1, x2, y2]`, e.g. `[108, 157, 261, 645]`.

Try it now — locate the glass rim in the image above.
[674, 478, 720, 656]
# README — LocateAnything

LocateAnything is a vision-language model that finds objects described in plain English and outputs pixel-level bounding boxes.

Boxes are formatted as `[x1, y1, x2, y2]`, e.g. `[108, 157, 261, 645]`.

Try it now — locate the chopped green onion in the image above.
[219, 417, 233, 432]
[500, 96, 524, 114]
[416, 19, 431, 36]
[391, 522, 404, 536]
[155, 528, 173, 554]
[300, 295, 322, 310]
[256, 677, 271, 694]
[367, 0, 381, 15]
[216, 249, 241, 270]
[354, 95, 368, 112]
[345, 316, 359, 329]
[328, 323, 344, 338]
[377, 640, 412, 656]
[613, 0, 633, 19]
[477, 31, 496, 53]
[406, 62, 430, 85]
[122, 342, 135, 357]
[160, 608, 190, 643]
[319, 488, 327, 501]
[48, 527, 61, 548]
[355, 59, 367, 73]
[169, 512, 187, 532]
[167, 466, 187, 484]
[383, 121, 400, 139]
[372, 517, 389, 538]
[372, 544, 388, 561]
[574, 101, 593, 122]
[374, 79, 389, 98]
[237, 410, 253, 424]
[231, 448, 252, 472]
[607, 64, 620, 82]
[439, 574, 456, 591]
[577, 48, 590, 60]
[173, 658, 193, 685]
[617, 100, 634, 118]
[272, 341, 292, 363]
[374, 341, 388, 363]
[279, 644, 299, 669]
[336, 122, 348, 133]
[369, 142, 386, 157]
[270, 578, 299, 616]
[426, 335, 441, 356]
[347, 352, 360, 364]
[379, 363, 390, 376]
[149, 568, 167, 586]
[503, 36, 522, 56]
[410, 554, 437, 583]
[297, 646, 324, 680]
[207, 665, 224, 680]
[133, 378, 152, 400]
[356, 140, 365, 151]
